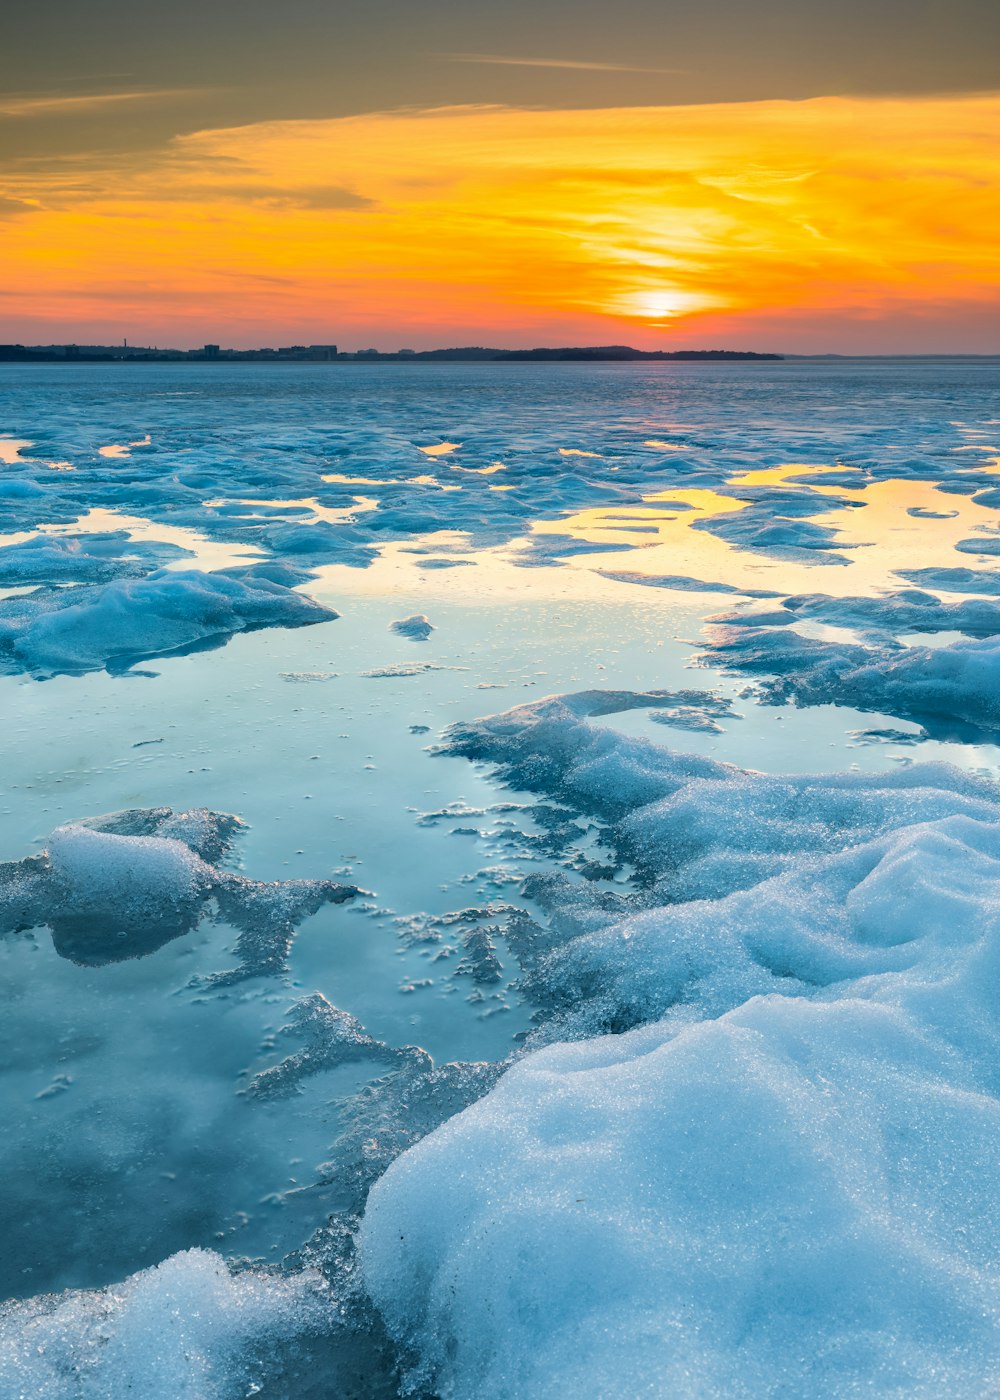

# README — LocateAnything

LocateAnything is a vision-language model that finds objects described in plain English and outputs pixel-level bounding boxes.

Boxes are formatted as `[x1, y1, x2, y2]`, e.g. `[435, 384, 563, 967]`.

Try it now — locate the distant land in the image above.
[0, 342, 782, 364]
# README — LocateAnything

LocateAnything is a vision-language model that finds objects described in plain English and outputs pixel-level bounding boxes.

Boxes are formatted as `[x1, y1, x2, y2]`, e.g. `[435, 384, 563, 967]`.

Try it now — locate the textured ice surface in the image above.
[389, 613, 435, 641]
[0, 570, 337, 678]
[0, 807, 357, 973]
[703, 625, 1000, 737]
[0, 1250, 330, 1400]
[362, 698, 1000, 1398]
[4, 361, 1000, 1398]
[0, 532, 192, 585]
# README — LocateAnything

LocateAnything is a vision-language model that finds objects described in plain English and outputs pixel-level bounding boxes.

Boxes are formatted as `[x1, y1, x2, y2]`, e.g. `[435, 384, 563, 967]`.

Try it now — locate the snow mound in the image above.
[0, 1249, 328, 1400]
[360, 697, 1000, 1398]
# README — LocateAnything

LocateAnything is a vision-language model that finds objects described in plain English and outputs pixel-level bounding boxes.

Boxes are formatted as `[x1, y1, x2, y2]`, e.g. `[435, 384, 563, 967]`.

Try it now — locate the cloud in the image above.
[0, 196, 37, 217]
[0, 89, 214, 118]
[213, 184, 374, 210]
[438, 53, 687, 74]
[1, 95, 998, 350]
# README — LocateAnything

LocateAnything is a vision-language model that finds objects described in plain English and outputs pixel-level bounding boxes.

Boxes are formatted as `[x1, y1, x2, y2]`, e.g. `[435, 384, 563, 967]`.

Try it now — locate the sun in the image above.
[625, 288, 718, 323]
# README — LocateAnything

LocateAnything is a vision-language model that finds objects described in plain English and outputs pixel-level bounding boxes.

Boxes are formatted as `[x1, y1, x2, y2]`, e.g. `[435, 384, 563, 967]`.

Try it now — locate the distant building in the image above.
[203, 344, 220, 358]
[397, 348, 416, 356]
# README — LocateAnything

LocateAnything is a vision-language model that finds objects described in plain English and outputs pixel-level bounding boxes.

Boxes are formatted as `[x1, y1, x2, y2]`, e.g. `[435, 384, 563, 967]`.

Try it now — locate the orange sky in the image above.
[2, 93, 999, 351]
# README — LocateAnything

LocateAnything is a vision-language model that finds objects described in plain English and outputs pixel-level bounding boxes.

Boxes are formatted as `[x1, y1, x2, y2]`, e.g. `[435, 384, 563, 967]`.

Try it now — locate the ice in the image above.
[360, 698, 1000, 1399]
[690, 499, 857, 565]
[896, 566, 1000, 595]
[389, 614, 435, 641]
[597, 569, 780, 598]
[955, 534, 1000, 556]
[249, 994, 423, 1100]
[0, 533, 187, 585]
[0, 1249, 330, 1400]
[703, 626, 1000, 736]
[441, 691, 1000, 901]
[4, 361, 1000, 1398]
[647, 692, 740, 733]
[0, 478, 46, 499]
[455, 926, 505, 984]
[711, 587, 1000, 638]
[0, 807, 357, 973]
[0, 569, 337, 677]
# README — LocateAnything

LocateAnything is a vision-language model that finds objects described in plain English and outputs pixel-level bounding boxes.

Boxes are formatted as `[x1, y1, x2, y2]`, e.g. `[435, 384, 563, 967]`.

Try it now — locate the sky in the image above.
[1, 0, 999, 352]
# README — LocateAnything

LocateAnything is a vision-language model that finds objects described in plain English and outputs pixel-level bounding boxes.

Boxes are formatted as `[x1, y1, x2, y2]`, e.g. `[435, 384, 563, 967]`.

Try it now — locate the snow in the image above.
[361, 697, 1000, 1399]
[0, 569, 337, 677]
[4, 360, 1000, 1399]
[390, 613, 435, 640]
[0, 1249, 329, 1400]
[0, 806, 358, 973]
[704, 625, 1000, 735]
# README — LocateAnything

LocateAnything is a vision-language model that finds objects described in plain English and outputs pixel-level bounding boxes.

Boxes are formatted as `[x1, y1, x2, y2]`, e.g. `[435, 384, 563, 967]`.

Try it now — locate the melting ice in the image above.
[1, 359, 1000, 1398]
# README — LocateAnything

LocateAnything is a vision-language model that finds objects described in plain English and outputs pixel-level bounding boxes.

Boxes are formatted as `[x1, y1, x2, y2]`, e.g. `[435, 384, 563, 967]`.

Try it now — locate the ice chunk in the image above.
[0, 477, 46, 499]
[390, 613, 435, 641]
[249, 993, 425, 1099]
[455, 926, 505, 984]
[703, 625, 1000, 735]
[895, 566, 1000, 595]
[0, 807, 357, 973]
[0, 535, 145, 585]
[712, 587, 1000, 639]
[0, 1249, 329, 1400]
[0, 569, 337, 678]
[48, 823, 210, 923]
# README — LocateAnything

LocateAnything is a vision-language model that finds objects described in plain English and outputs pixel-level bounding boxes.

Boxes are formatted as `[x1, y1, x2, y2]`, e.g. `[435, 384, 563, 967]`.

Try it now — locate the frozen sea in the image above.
[1, 359, 999, 1398]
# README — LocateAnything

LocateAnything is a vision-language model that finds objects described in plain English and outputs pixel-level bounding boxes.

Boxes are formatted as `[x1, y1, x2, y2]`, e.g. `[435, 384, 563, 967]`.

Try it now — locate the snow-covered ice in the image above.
[3, 359, 1000, 1398]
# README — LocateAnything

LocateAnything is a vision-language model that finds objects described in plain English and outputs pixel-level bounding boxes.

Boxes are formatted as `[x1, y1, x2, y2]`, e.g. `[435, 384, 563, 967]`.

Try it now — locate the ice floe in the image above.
[0, 569, 337, 678]
[0, 1249, 330, 1400]
[702, 626, 1000, 737]
[359, 693, 1000, 1398]
[389, 614, 435, 641]
[0, 807, 357, 974]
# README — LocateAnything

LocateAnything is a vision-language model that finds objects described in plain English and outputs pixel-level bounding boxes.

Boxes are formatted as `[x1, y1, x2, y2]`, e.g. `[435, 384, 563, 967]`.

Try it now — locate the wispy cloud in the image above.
[438, 53, 687, 75]
[0, 89, 212, 118]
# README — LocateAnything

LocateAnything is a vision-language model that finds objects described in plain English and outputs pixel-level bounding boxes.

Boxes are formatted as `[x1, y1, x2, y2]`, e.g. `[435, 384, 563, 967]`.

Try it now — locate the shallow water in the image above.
[1, 360, 999, 1398]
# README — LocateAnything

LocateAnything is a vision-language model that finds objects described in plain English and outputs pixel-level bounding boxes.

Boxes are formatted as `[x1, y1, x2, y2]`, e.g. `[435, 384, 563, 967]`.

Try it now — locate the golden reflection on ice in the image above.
[729, 463, 856, 492]
[0, 508, 266, 572]
[321, 473, 394, 485]
[322, 472, 464, 490]
[0, 437, 74, 471]
[526, 464, 1000, 601]
[0, 438, 35, 465]
[417, 442, 461, 457]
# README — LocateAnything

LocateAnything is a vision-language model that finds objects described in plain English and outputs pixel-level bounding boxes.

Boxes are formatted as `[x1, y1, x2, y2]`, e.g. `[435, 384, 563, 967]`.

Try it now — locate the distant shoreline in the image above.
[0, 343, 780, 364]
[0, 345, 997, 365]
